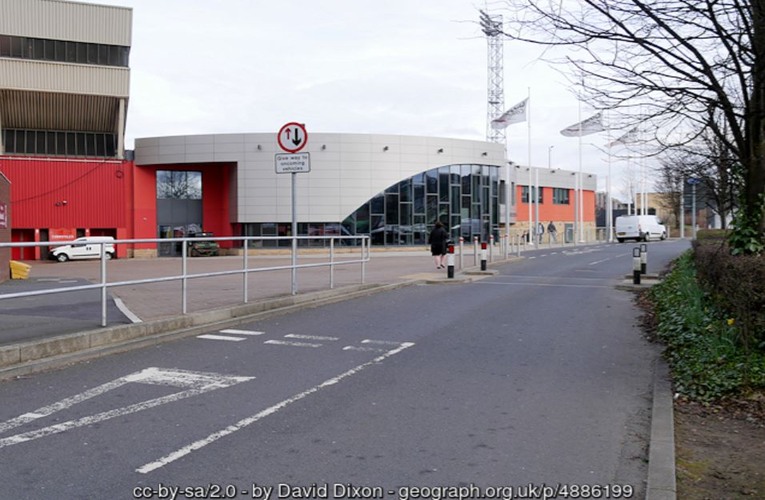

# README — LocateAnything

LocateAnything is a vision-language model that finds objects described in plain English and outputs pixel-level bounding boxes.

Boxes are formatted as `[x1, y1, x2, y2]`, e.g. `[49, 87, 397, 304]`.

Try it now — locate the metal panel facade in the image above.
[0, 59, 129, 97]
[0, 0, 132, 45]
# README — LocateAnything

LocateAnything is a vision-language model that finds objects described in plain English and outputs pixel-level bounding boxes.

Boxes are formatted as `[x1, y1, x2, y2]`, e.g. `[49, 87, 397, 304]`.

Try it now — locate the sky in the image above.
[96, 0, 647, 200]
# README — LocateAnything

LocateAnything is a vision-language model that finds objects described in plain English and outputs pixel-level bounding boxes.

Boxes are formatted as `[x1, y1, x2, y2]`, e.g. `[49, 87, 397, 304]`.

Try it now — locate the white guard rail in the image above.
[0, 235, 370, 327]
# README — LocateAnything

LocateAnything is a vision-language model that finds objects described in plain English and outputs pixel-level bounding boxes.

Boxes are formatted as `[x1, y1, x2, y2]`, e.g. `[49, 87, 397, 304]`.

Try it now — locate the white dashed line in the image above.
[264, 340, 322, 348]
[343, 346, 387, 353]
[285, 334, 339, 341]
[196, 334, 247, 342]
[219, 329, 265, 336]
[137, 342, 415, 474]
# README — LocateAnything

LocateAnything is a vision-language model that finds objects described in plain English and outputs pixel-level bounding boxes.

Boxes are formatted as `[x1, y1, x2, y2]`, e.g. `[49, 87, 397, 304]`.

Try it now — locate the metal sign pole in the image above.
[291, 171, 297, 295]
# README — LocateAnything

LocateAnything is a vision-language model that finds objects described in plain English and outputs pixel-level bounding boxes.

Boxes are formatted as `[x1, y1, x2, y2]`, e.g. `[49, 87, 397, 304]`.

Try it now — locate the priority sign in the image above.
[277, 122, 308, 153]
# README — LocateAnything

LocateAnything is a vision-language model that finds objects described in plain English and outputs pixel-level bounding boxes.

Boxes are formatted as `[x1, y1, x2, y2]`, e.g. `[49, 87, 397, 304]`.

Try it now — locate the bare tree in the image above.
[499, 0, 765, 252]
[656, 159, 684, 230]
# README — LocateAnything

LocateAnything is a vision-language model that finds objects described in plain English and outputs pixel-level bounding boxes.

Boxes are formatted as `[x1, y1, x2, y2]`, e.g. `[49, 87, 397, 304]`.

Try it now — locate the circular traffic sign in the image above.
[277, 122, 308, 153]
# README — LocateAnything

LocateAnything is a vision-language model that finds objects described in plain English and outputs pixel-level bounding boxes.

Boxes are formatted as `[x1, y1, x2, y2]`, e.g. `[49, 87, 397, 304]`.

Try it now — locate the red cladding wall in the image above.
[516, 186, 595, 223]
[0, 157, 132, 229]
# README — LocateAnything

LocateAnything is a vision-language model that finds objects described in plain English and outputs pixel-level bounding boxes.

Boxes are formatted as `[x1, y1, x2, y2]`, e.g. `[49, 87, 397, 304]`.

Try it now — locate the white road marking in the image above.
[343, 346, 387, 353]
[114, 297, 143, 323]
[361, 339, 404, 346]
[137, 342, 415, 474]
[219, 329, 265, 336]
[196, 334, 247, 342]
[285, 334, 339, 341]
[264, 340, 322, 348]
[0, 368, 253, 448]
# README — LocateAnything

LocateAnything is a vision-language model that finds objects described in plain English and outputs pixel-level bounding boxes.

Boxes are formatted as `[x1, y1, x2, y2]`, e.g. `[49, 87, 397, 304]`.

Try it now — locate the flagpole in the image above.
[528, 87, 533, 246]
[578, 101, 584, 243]
[606, 111, 612, 242]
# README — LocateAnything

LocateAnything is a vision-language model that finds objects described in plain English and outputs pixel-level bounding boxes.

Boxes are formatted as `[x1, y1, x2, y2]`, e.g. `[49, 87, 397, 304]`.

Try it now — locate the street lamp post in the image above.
[548, 145, 554, 169]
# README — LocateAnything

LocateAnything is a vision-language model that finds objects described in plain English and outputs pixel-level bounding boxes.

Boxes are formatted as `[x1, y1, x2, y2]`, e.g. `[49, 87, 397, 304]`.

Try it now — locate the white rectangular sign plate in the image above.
[275, 152, 311, 174]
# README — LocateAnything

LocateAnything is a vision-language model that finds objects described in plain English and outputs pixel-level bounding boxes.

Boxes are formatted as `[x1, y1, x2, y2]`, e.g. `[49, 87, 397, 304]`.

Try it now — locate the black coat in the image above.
[428, 226, 449, 255]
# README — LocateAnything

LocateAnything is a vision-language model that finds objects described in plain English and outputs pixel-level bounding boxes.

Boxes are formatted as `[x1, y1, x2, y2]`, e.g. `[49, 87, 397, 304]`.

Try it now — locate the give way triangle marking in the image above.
[0, 367, 254, 448]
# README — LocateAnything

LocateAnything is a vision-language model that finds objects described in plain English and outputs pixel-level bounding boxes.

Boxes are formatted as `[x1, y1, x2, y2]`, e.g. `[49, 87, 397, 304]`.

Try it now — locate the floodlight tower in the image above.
[480, 10, 505, 144]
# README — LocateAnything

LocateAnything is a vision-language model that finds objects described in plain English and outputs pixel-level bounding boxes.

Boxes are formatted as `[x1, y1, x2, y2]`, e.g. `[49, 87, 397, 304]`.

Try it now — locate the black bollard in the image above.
[633, 247, 642, 285]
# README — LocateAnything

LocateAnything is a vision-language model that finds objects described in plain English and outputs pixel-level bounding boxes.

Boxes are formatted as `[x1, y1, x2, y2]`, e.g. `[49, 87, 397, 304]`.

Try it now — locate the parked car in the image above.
[615, 215, 667, 242]
[50, 236, 115, 262]
[188, 232, 220, 257]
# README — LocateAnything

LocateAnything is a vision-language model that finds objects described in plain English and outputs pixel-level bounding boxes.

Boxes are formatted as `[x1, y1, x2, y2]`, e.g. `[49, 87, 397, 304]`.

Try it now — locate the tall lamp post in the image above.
[548, 145, 554, 169]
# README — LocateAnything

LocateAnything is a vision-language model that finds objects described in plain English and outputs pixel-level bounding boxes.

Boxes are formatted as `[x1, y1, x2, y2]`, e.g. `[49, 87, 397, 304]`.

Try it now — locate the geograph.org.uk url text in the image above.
[132, 482, 635, 500]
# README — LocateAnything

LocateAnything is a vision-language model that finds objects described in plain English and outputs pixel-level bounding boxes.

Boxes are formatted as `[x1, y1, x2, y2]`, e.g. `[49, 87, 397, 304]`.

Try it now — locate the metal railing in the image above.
[0, 235, 370, 327]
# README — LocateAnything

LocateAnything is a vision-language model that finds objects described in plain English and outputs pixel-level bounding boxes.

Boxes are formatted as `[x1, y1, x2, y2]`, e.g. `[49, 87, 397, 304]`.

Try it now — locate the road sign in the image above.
[687, 177, 701, 185]
[277, 122, 307, 153]
[275, 152, 311, 174]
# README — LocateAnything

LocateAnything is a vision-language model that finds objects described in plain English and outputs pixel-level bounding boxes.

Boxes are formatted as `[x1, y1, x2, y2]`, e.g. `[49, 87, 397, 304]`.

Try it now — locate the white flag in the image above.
[606, 126, 640, 148]
[560, 112, 605, 137]
[491, 98, 529, 129]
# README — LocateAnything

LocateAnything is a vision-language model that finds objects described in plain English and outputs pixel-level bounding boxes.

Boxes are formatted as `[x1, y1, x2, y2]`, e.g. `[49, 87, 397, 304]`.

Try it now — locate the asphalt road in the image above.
[0, 240, 690, 499]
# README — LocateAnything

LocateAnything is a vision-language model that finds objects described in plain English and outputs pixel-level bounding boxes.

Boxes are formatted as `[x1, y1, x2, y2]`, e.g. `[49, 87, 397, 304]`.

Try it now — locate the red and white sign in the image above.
[0, 202, 6, 229]
[277, 122, 308, 153]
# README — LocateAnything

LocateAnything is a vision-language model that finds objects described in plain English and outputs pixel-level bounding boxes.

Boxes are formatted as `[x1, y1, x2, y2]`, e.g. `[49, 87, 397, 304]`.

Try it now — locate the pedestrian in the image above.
[537, 222, 545, 243]
[547, 221, 558, 243]
[428, 220, 449, 269]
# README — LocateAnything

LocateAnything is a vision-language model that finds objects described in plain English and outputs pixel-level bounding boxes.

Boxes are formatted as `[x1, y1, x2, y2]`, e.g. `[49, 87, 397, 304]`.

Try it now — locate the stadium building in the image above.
[0, 0, 596, 260]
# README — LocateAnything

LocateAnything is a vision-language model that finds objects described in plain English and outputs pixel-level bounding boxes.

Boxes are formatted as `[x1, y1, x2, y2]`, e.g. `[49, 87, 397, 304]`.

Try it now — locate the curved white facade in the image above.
[135, 133, 508, 224]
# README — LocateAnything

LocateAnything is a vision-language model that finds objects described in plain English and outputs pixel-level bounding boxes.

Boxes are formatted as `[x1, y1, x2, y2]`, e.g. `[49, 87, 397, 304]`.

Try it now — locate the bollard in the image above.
[516, 234, 522, 257]
[473, 236, 479, 266]
[481, 242, 488, 271]
[640, 243, 648, 274]
[459, 236, 464, 270]
[489, 234, 494, 262]
[447, 243, 455, 279]
[633, 247, 642, 285]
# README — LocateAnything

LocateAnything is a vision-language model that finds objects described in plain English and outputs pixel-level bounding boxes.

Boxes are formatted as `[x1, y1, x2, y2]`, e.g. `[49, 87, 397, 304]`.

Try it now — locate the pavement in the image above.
[0, 244, 676, 499]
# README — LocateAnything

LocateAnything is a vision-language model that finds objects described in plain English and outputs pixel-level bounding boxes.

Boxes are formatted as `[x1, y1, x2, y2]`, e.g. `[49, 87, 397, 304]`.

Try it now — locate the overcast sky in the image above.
[97, 0, 647, 198]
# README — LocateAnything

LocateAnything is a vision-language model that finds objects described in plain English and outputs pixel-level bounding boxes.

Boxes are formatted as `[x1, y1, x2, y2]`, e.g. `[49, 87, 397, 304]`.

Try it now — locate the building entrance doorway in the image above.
[156, 171, 202, 257]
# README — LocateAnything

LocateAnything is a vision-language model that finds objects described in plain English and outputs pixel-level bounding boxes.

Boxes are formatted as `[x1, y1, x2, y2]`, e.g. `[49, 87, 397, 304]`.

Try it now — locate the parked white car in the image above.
[50, 236, 115, 262]
[615, 215, 667, 242]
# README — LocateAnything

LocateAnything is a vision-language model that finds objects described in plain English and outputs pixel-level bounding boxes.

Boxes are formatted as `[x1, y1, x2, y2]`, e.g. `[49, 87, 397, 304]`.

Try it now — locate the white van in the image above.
[50, 236, 116, 262]
[615, 215, 667, 242]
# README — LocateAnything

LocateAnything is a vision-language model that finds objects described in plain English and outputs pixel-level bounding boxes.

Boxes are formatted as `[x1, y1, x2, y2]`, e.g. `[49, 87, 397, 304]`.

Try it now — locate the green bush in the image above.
[692, 234, 765, 351]
[648, 252, 765, 401]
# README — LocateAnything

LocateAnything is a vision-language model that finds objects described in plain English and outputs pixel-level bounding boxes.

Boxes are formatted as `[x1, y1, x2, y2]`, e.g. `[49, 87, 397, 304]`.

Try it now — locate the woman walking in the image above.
[428, 221, 449, 269]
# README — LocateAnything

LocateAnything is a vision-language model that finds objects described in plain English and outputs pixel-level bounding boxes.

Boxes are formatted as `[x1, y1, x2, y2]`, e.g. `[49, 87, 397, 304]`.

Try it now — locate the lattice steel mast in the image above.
[480, 10, 504, 144]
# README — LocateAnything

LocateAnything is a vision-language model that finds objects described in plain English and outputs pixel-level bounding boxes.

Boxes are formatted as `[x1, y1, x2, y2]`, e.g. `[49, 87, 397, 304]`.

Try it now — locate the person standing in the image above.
[428, 220, 449, 269]
[547, 221, 558, 243]
[537, 222, 545, 244]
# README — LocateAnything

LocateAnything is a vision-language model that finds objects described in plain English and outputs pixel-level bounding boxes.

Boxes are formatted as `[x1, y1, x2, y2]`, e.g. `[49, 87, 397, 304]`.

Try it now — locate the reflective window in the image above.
[157, 171, 202, 200]
[521, 185, 543, 204]
[0, 34, 129, 67]
[2, 129, 117, 157]
[553, 188, 570, 205]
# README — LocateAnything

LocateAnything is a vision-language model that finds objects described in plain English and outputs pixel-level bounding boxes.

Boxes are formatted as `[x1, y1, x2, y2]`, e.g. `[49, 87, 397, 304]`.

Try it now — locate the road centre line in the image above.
[136, 341, 416, 474]
[285, 334, 339, 341]
[220, 329, 265, 336]
[197, 334, 246, 342]
[264, 340, 322, 348]
[343, 346, 387, 353]
[362, 339, 405, 346]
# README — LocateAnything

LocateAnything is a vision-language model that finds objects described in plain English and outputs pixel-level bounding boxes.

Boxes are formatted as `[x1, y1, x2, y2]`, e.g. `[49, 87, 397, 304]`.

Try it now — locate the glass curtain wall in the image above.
[345, 164, 500, 245]
[242, 164, 500, 247]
